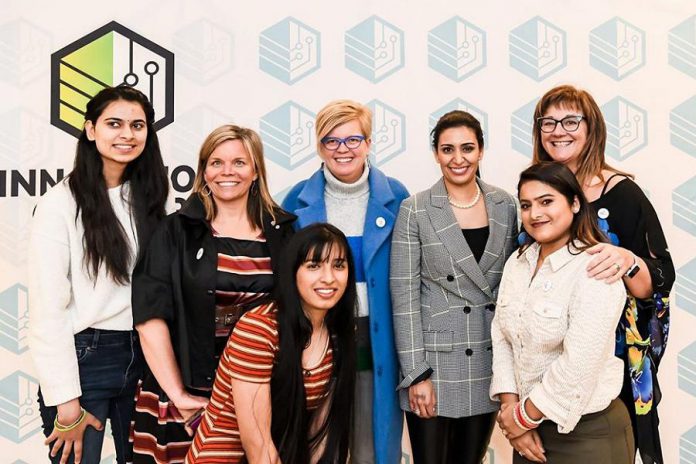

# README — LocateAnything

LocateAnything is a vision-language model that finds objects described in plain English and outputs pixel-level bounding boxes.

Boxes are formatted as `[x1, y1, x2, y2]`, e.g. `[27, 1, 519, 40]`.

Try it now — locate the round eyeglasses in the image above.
[537, 115, 585, 133]
[320, 135, 366, 151]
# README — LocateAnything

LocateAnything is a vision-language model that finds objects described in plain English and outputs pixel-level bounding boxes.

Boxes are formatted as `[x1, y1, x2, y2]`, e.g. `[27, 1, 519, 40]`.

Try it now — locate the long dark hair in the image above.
[271, 224, 357, 463]
[68, 86, 168, 284]
[517, 162, 607, 255]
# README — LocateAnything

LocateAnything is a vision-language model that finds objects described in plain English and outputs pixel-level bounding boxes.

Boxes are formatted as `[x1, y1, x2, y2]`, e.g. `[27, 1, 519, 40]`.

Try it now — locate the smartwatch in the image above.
[624, 254, 640, 279]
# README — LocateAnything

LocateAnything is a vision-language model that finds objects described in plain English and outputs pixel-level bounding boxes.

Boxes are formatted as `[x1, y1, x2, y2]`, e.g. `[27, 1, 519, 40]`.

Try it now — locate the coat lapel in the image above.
[477, 180, 508, 275]
[426, 179, 492, 297]
[294, 169, 328, 228]
[363, 168, 397, 268]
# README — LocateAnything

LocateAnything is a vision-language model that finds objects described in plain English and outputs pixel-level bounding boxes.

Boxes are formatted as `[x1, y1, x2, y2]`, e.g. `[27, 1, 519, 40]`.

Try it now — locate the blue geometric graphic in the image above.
[173, 19, 234, 84]
[0, 284, 29, 354]
[669, 15, 696, 79]
[0, 19, 52, 86]
[345, 16, 404, 83]
[674, 176, 696, 238]
[509, 16, 566, 81]
[429, 99, 489, 149]
[682, 423, 696, 464]
[670, 96, 696, 157]
[589, 17, 645, 80]
[601, 97, 647, 160]
[511, 98, 539, 157]
[260, 101, 315, 169]
[428, 17, 486, 81]
[679, 340, 696, 398]
[0, 371, 41, 443]
[366, 99, 406, 166]
[259, 17, 320, 84]
[170, 104, 232, 164]
[677, 257, 696, 319]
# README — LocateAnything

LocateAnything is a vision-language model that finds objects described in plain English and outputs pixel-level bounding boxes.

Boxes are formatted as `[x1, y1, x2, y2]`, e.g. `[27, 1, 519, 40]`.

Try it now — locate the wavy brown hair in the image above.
[532, 84, 632, 187]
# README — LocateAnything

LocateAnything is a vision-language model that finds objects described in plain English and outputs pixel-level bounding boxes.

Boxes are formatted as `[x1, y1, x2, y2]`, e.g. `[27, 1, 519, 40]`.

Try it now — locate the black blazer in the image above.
[132, 194, 296, 389]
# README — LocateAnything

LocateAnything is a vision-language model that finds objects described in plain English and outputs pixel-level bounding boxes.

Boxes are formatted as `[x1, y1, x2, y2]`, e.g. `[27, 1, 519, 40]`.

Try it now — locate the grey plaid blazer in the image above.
[390, 178, 518, 418]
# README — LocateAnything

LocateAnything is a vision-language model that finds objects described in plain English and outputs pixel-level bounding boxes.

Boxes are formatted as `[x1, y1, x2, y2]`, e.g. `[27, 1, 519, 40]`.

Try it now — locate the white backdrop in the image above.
[1, 1, 695, 462]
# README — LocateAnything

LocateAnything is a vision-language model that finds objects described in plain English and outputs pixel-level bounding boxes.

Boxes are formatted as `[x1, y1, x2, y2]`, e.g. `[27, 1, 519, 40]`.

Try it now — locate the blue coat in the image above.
[282, 166, 408, 464]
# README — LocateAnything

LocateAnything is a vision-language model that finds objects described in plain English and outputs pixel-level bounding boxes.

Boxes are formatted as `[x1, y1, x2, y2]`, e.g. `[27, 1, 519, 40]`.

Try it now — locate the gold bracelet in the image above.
[54, 408, 86, 432]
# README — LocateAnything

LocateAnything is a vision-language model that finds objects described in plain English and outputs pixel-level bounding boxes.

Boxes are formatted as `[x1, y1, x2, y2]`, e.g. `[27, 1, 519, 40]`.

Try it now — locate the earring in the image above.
[202, 184, 212, 197]
[572, 206, 580, 214]
[250, 180, 258, 196]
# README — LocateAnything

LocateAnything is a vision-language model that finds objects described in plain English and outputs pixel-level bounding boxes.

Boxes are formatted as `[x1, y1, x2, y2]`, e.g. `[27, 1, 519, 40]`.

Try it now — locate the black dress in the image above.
[591, 175, 675, 464]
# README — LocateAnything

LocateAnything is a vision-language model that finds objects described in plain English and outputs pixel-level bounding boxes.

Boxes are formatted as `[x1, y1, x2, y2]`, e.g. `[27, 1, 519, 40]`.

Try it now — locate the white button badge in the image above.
[376, 217, 386, 228]
[196, 248, 204, 260]
[597, 208, 609, 219]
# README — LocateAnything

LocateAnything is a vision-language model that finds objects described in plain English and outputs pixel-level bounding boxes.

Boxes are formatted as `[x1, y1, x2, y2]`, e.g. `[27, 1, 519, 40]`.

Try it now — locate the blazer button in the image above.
[465, 348, 473, 356]
[486, 303, 495, 312]
[446, 275, 454, 282]
[377, 366, 383, 376]
[463, 306, 471, 314]
[373, 323, 379, 333]
[370, 278, 375, 287]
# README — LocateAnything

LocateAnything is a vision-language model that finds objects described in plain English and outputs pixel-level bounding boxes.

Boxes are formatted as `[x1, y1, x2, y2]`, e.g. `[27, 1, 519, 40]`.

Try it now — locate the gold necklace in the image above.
[448, 183, 481, 209]
[303, 326, 329, 377]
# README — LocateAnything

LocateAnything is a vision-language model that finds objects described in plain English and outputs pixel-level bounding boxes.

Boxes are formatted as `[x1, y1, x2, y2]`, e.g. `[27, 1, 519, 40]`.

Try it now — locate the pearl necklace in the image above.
[448, 184, 481, 209]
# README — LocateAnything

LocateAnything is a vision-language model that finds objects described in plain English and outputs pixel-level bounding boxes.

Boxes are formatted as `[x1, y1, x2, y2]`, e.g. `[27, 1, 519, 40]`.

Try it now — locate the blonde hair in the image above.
[192, 125, 278, 227]
[315, 100, 372, 152]
[532, 85, 632, 187]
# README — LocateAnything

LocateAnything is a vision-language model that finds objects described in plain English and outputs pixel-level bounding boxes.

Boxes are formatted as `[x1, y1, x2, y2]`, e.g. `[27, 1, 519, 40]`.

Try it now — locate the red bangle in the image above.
[514, 402, 537, 430]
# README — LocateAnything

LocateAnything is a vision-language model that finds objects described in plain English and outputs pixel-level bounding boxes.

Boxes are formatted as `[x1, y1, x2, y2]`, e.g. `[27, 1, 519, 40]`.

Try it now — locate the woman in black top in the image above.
[130, 125, 295, 464]
[531, 85, 674, 464]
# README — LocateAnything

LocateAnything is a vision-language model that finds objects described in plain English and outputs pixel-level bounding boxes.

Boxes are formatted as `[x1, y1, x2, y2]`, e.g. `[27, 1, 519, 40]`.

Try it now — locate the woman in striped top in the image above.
[187, 223, 357, 464]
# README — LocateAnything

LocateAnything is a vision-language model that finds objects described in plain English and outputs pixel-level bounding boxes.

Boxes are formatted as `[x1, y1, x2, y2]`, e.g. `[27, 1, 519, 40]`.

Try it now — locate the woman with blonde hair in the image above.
[283, 100, 408, 464]
[530, 85, 674, 464]
[131, 125, 295, 463]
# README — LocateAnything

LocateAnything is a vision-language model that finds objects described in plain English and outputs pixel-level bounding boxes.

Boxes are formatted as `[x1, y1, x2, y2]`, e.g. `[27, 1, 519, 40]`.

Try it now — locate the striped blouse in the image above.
[186, 303, 334, 463]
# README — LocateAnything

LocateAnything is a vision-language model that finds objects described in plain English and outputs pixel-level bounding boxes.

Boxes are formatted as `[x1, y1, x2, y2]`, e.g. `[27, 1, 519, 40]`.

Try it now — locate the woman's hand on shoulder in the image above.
[47, 399, 103, 464]
[585, 243, 633, 283]
[408, 379, 437, 418]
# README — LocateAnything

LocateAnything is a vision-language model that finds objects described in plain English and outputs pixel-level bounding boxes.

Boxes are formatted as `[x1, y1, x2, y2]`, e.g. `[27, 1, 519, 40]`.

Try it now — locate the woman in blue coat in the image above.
[282, 99, 408, 464]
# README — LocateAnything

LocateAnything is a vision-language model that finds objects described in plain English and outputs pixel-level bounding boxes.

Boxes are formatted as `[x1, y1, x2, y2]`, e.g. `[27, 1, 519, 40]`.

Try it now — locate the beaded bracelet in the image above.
[520, 397, 544, 427]
[54, 408, 86, 432]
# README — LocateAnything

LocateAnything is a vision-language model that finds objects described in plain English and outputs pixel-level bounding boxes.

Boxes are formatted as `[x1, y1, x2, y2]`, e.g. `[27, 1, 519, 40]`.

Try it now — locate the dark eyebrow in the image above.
[533, 193, 555, 201]
[104, 117, 146, 124]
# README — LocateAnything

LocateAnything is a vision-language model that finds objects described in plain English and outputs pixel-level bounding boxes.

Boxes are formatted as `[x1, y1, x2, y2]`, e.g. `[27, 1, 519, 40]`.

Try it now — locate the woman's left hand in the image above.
[510, 430, 546, 463]
[585, 243, 632, 283]
[497, 401, 527, 440]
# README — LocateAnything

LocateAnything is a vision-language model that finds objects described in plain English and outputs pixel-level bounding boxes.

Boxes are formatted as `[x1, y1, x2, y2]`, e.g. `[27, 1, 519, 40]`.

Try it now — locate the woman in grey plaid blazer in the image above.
[390, 111, 518, 464]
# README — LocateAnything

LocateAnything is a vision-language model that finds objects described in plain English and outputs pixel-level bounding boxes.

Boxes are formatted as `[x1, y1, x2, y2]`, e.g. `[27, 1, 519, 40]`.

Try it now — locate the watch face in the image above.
[626, 264, 640, 278]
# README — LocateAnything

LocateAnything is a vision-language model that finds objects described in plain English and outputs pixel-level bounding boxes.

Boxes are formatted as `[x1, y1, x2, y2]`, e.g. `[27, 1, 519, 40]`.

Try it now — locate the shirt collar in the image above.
[522, 240, 584, 272]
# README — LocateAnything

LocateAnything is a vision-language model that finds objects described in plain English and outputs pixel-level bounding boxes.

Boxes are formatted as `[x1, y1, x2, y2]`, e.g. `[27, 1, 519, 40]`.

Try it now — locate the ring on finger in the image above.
[519, 451, 525, 457]
[613, 263, 621, 274]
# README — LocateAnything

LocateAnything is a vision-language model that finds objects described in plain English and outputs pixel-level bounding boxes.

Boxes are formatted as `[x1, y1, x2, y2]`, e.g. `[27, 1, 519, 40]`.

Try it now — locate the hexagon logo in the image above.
[345, 16, 405, 83]
[366, 100, 406, 166]
[169, 104, 233, 165]
[511, 97, 539, 157]
[590, 17, 645, 80]
[174, 19, 234, 84]
[679, 340, 696, 397]
[0, 19, 53, 86]
[0, 371, 41, 443]
[669, 15, 696, 79]
[428, 17, 486, 81]
[509, 16, 566, 81]
[670, 95, 696, 158]
[601, 97, 647, 160]
[682, 424, 696, 463]
[673, 175, 696, 238]
[429, 99, 489, 148]
[259, 17, 320, 85]
[50, 21, 174, 138]
[0, 284, 29, 355]
[260, 101, 316, 169]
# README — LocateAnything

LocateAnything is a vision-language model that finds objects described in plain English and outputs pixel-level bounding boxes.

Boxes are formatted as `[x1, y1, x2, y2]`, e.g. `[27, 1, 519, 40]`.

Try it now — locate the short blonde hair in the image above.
[192, 124, 278, 227]
[315, 100, 372, 152]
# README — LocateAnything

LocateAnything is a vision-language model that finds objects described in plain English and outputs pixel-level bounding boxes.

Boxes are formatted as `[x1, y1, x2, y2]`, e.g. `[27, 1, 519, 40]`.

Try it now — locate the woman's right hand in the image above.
[171, 391, 209, 421]
[510, 430, 546, 463]
[408, 379, 437, 418]
[47, 400, 103, 464]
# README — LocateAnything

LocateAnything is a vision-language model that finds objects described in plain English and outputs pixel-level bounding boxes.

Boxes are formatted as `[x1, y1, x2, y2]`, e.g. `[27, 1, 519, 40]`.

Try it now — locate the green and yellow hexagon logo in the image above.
[50, 21, 174, 138]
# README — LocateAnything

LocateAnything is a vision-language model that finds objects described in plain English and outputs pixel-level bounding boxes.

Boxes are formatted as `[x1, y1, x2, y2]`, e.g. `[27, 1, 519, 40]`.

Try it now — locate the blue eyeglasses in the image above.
[320, 135, 366, 151]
